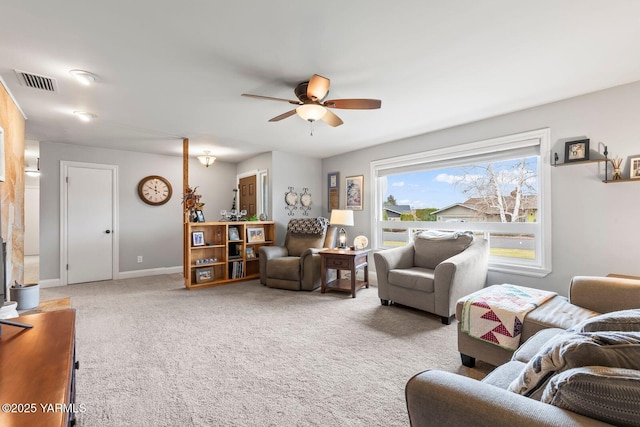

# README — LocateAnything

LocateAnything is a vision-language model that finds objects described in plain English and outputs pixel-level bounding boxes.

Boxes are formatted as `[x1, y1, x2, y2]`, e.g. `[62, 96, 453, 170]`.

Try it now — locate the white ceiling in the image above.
[3, 1, 640, 162]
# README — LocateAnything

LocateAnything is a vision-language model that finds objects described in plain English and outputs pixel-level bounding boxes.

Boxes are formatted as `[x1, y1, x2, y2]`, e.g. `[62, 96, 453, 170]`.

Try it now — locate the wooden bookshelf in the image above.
[184, 221, 275, 289]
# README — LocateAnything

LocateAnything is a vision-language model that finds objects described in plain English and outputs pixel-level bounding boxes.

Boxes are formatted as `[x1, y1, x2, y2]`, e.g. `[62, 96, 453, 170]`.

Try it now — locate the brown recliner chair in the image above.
[259, 217, 338, 291]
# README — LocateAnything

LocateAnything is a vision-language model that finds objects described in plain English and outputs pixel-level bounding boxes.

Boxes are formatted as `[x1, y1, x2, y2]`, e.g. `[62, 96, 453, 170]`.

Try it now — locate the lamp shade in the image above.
[197, 151, 216, 167]
[329, 209, 354, 226]
[296, 104, 327, 122]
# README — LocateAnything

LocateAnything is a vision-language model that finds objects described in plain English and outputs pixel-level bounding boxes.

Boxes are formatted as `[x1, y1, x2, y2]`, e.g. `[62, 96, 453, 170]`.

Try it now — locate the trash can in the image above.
[10, 283, 40, 310]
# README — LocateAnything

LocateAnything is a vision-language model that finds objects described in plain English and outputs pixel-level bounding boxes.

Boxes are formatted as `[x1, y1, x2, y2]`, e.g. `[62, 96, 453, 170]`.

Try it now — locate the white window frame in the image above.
[370, 128, 552, 277]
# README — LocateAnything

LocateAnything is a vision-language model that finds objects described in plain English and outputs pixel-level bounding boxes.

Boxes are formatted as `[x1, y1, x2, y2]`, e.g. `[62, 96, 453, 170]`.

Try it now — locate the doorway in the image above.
[237, 169, 268, 220]
[239, 175, 257, 218]
[61, 161, 118, 285]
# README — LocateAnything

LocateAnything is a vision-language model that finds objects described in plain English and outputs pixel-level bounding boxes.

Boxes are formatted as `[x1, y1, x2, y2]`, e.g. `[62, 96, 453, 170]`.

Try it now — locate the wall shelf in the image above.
[553, 145, 640, 183]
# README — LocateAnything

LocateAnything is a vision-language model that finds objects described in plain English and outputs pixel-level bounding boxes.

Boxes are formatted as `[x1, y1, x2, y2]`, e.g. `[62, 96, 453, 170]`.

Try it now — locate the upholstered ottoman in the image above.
[456, 283, 598, 367]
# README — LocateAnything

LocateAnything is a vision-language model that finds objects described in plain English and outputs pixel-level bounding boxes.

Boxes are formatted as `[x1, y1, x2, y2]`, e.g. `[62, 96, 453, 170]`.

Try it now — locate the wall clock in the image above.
[300, 187, 312, 216]
[138, 175, 172, 206]
[284, 186, 298, 216]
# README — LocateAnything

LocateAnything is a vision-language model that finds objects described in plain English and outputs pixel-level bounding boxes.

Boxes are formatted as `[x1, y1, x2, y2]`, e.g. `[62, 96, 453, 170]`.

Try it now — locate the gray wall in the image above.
[40, 142, 237, 281]
[271, 151, 323, 244]
[322, 80, 640, 295]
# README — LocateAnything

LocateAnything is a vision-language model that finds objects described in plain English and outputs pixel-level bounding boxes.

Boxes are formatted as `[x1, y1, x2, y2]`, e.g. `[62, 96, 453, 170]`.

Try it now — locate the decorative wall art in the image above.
[564, 139, 589, 162]
[345, 175, 364, 211]
[328, 172, 339, 211]
[631, 157, 640, 179]
[284, 186, 298, 216]
[300, 188, 312, 216]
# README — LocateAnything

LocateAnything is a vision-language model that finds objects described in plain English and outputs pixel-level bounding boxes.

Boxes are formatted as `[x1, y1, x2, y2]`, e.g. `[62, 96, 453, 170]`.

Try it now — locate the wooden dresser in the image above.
[0, 309, 77, 427]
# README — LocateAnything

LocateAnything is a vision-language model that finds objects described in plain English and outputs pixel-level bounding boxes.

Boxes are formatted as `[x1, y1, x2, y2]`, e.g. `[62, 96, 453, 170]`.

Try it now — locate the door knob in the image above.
[105, 230, 111, 234]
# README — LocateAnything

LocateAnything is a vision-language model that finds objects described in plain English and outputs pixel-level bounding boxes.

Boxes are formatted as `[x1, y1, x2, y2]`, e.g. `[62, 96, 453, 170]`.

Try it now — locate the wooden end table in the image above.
[320, 248, 370, 298]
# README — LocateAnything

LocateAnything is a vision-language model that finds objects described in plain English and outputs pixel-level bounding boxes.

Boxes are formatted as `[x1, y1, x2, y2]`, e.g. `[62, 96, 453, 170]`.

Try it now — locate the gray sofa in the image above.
[259, 218, 337, 291]
[406, 276, 640, 426]
[457, 276, 640, 367]
[374, 232, 488, 324]
[407, 312, 640, 426]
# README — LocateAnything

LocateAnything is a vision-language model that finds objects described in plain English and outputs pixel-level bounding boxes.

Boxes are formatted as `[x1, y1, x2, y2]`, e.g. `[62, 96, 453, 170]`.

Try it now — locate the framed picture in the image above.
[228, 227, 240, 241]
[192, 231, 205, 247]
[195, 210, 205, 222]
[328, 172, 339, 211]
[631, 157, 640, 179]
[564, 139, 589, 163]
[195, 266, 214, 284]
[345, 175, 364, 211]
[247, 227, 265, 243]
[246, 247, 256, 258]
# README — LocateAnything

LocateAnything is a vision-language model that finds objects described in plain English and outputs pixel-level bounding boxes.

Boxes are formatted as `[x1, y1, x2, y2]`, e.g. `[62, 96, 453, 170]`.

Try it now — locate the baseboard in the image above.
[39, 278, 63, 288]
[116, 266, 183, 280]
[39, 266, 183, 287]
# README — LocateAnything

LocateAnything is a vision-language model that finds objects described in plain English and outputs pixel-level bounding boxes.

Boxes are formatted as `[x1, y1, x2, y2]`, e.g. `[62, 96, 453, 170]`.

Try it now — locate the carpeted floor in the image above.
[41, 274, 492, 427]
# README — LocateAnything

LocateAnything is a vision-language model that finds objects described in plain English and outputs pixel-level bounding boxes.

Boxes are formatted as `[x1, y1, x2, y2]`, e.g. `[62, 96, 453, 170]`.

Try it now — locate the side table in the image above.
[320, 248, 370, 298]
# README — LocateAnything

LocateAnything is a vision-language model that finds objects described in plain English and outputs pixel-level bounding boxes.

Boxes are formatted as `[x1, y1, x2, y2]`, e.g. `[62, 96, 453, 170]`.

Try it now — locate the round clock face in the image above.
[285, 191, 298, 206]
[138, 175, 172, 206]
[300, 193, 312, 207]
[354, 235, 369, 250]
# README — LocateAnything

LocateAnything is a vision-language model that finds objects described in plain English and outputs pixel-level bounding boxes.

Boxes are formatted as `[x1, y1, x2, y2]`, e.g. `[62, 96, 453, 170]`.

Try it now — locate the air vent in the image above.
[14, 70, 58, 92]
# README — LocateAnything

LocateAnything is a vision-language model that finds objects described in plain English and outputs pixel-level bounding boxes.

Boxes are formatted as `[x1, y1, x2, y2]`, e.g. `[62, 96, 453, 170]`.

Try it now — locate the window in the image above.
[370, 129, 551, 277]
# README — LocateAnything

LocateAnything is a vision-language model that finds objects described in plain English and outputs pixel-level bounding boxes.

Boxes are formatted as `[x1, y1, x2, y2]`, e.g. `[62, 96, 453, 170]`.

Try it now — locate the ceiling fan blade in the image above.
[242, 93, 301, 105]
[323, 98, 382, 109]
[268, 109, 298, 122]
[307, 74, 330, 101]
[321, 109, 344, 127]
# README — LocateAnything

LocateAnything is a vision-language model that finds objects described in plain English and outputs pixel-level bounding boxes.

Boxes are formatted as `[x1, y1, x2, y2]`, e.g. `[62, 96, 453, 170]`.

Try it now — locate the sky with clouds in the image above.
[383, 157, 537, 210]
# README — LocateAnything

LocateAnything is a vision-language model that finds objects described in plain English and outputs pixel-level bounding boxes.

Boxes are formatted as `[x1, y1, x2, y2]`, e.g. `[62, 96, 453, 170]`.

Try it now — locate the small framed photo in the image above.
[346, 175, 364, 211]
[195, 266, 214, 284]
[246, 247, 256, 258]
[631, 157, 640, 179]
[247, 227, 265, 243]
[192, 231, 205, 247]
[195, 210, 205, 223]
[228, 227, 240, 241]
[328, 172, 339, 211]
[564, 139, 589, 163]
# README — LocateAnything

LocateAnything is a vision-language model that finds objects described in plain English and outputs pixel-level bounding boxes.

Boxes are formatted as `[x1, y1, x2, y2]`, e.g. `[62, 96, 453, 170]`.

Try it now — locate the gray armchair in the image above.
[259, 218, 337, 291]
[374, 231, 489, 324]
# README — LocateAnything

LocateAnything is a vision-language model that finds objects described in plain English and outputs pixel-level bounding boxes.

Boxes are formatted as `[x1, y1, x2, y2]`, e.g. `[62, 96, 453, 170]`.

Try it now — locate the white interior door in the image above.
[66, 166, 114, 284]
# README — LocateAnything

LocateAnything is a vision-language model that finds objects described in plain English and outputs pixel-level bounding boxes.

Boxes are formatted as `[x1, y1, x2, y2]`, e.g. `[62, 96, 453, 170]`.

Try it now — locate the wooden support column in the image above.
[183, 138, 189, 285]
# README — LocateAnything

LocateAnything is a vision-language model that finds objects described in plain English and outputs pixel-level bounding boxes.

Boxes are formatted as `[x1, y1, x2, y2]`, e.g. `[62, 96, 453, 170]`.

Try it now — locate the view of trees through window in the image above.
[381, 156, 538, 260]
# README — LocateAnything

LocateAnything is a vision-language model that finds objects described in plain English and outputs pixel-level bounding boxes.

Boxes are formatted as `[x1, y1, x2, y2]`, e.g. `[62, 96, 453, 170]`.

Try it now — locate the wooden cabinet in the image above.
[184, 221, 275, 289]
[0, 309, 77, 427]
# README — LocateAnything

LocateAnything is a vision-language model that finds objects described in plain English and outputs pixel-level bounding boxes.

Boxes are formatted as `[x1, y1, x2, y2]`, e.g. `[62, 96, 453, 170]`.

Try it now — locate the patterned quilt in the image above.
[460, 284, 557, 350]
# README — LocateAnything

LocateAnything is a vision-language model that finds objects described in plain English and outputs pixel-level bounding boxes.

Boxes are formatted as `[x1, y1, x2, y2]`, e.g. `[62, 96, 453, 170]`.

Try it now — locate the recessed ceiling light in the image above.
[69, 69, 97, 85]
[73, 111, 96, 122]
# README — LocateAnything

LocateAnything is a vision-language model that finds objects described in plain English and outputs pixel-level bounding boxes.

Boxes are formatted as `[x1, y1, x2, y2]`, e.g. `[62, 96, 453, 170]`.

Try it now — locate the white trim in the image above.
[39, 278, 63, 288]
[0, 76, 27, 119]
[370, 128, 552, 277]
[116, 266, 182, 280]
[60, 161, 119, 285]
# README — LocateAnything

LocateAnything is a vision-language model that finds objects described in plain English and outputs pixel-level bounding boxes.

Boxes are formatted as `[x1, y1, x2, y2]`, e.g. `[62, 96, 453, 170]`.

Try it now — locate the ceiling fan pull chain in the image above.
[310, 120, 315, 136]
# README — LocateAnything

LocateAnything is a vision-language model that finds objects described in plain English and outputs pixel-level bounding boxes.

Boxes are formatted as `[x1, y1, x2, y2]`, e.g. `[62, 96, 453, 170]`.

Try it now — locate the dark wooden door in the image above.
[239, 175, 257, 218]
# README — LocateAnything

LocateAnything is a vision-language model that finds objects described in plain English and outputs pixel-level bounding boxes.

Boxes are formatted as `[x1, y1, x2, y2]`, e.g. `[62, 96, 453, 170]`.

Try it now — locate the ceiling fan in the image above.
[241, 74, 381, 128]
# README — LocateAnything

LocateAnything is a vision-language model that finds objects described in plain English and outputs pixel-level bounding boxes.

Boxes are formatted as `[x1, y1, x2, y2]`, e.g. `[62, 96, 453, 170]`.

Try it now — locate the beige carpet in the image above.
[41, 274, 492, 427]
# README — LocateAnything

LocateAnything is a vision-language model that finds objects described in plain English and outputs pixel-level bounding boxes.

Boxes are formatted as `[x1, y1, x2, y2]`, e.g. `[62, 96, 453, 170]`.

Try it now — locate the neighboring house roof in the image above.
[433, 195, 537, 216]
[383, 205, 412, 215]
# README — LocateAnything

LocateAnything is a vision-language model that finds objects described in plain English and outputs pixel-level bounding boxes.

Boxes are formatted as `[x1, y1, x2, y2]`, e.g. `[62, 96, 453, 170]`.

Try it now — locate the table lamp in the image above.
[329, 209, 354, 248]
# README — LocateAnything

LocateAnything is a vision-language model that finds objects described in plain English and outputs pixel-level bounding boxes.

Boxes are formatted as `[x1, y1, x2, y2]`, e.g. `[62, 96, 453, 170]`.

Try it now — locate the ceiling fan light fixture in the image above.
[73, 111, 96, 122]
[197, 150, 216, 167]
[69, 69, 97, 85]
[296, 104, 326, 122]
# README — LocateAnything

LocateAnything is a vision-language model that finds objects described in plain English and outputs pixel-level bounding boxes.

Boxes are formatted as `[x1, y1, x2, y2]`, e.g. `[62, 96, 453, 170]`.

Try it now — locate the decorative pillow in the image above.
[287, 217, 328, 235]
[542, 366, 640, 427]
[571, 309, 640, 333]
[413, 231, 473, 269]
[507, 331, 640, 399]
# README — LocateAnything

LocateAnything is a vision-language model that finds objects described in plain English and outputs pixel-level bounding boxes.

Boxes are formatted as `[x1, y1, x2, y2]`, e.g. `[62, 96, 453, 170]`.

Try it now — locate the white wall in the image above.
[322, 80, 640, 296]
[24, 186, 39, 255]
